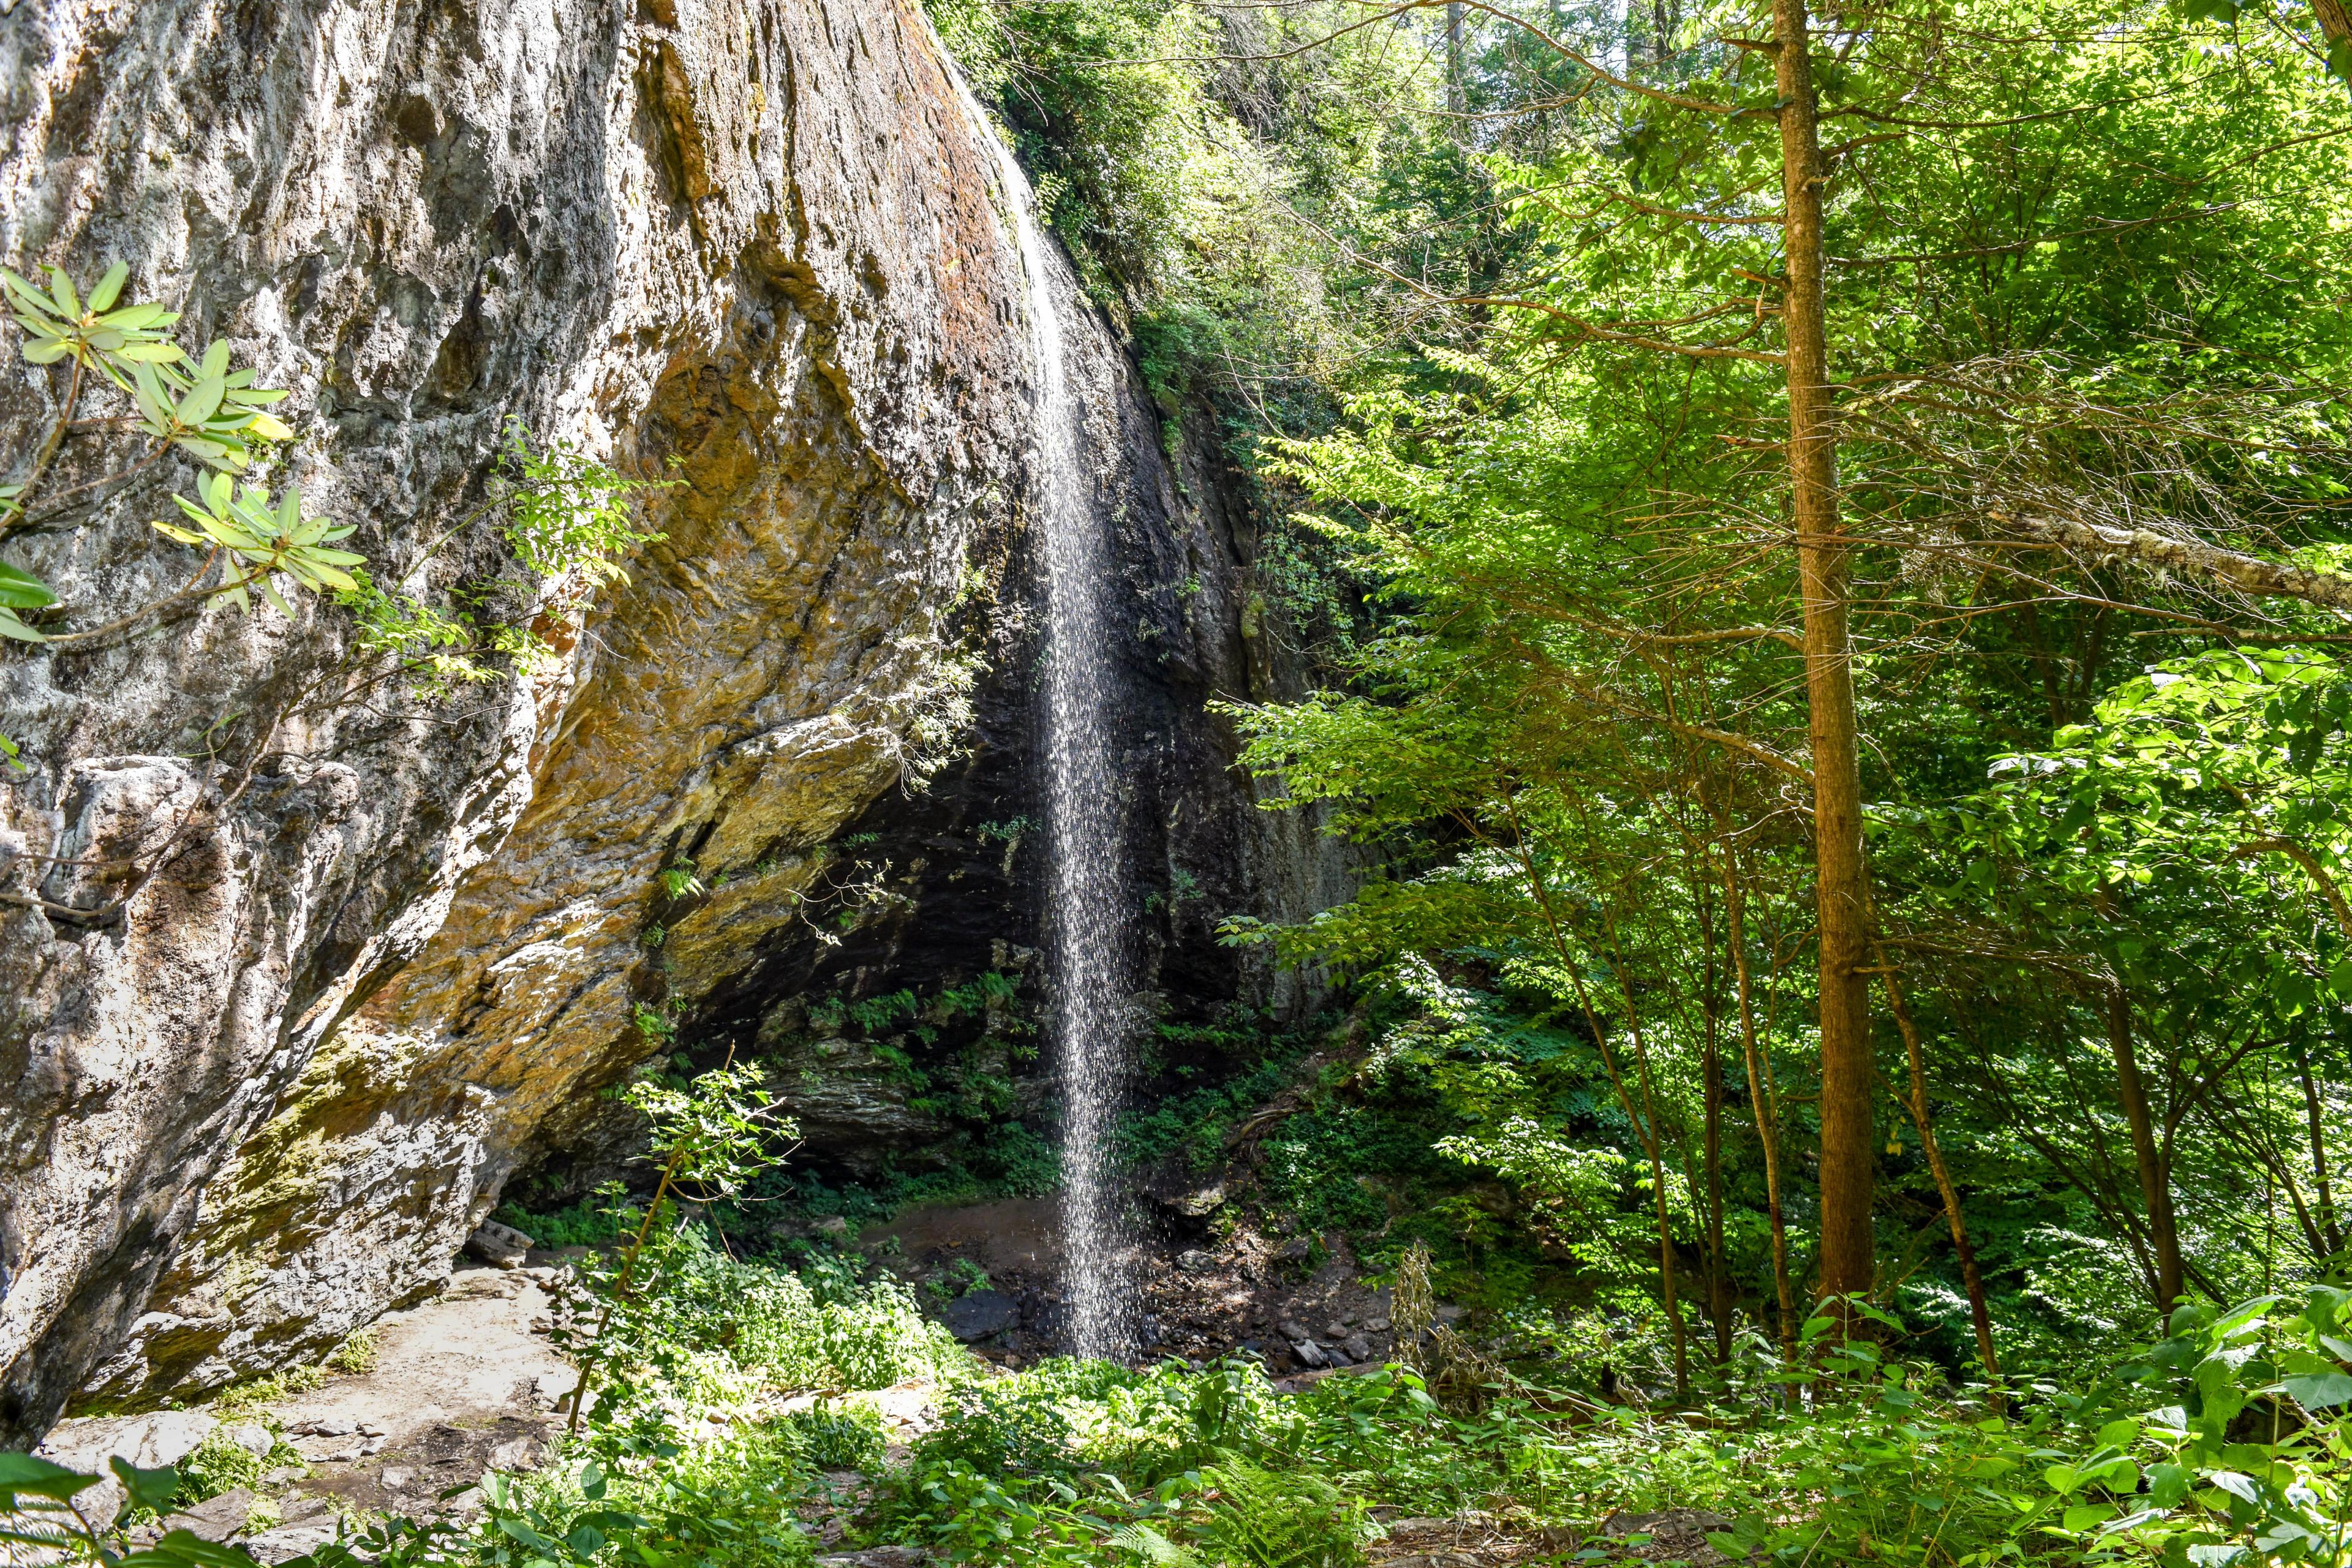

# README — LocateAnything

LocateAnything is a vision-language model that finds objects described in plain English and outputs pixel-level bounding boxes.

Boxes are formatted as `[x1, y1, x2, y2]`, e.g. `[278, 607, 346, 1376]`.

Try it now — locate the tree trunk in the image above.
[1619, 998, 1694, 1400]
[1447, 2, 1466, 115]
[1501, 802, 1691, 1399]
[1878, 958, 2002, 1400]
[1701, 934, 1733, 1368]
[2107, 986, 2184, 1316]
[1725, 857, 1799, 1367]
[2314, 0, 2351, 62]
[2300, 1046, 2343, 1259]
[1773, 0, 1876, 1312]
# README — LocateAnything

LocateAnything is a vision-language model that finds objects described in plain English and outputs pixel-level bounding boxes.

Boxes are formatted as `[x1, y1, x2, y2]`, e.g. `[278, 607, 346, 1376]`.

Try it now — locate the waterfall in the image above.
[951, 70, 1137, 1360]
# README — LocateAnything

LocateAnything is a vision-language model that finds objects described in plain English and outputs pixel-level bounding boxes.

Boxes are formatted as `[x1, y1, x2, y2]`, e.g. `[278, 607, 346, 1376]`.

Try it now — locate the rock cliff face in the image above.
[0, 0, 1343, 1444]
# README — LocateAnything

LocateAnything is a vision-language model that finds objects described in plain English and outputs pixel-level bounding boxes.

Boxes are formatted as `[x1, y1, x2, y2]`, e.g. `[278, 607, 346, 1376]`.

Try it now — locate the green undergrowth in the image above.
[21, 1242, 2352, 1568]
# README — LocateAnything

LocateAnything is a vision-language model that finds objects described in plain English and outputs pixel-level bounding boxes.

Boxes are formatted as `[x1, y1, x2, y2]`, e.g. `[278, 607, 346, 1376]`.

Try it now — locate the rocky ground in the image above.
[859, 1195, 1444, 1379]
[32, 1231, 1712, 1568]
[35, 1263, 571, 1562]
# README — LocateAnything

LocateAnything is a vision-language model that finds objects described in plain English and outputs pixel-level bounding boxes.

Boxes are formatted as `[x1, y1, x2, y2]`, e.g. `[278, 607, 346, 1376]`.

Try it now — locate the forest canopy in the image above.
[943, 0, 2352, 1379]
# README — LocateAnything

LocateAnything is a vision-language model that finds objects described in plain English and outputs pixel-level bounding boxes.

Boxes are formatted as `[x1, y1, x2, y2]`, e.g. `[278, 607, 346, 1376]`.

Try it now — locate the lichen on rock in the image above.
[0, 0, 1347, 1444]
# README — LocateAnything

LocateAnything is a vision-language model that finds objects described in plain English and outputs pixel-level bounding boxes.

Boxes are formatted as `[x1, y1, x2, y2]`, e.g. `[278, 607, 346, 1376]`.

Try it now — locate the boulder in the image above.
[464, 1222, 535, 1271]
[939, 1291, 1021, 1343]
[1166, 1185, 1226, 1218]
[163, 1487, 254, 1544]
[32, 1410, 220, 1528]
[222, 1423, 275, 1458]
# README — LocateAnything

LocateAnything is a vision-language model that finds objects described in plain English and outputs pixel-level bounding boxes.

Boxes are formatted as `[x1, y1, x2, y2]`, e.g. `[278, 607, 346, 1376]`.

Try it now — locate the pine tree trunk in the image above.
[1773, 0, 1877, 1313]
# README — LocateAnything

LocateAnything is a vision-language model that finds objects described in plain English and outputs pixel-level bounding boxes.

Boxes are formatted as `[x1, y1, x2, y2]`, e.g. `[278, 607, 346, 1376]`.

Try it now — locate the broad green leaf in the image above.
[2283, 1371, 2352, 1408]
[45, 266, 78, 317]
[100, 301, 169, 330]
[0, 562, 58, 609]
[0, 270, 53, 314]
[0, 1451, 101, 1501]
[178, 371, 227, 427]
[110, 1455, 181, 1518]
[2062, 1502, 2116, 1532]
[132, 1528, 274, 1566]
[86, 262, 127, 312]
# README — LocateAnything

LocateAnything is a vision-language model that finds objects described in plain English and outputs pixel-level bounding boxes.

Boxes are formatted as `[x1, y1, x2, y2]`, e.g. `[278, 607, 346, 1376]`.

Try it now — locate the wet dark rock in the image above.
[940, 1291, 1021, 1343]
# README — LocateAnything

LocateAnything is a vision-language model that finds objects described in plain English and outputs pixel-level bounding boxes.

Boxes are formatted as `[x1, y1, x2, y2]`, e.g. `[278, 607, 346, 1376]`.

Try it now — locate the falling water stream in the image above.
[953, 69, 1136, 1360]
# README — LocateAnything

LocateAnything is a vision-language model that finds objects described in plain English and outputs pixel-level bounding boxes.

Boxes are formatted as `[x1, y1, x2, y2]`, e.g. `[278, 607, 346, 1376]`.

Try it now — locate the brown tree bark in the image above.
[1773, 0, 1877, 1311]
[2299, 1047, 2343, 1260]
[2314, 0, 2351, 60]
[1724, 855, 1800, 1366]
[1703, 974, 1733, 1368]
[2107, 986, 2184, 1316]
[1877, 957, 2002, 1398]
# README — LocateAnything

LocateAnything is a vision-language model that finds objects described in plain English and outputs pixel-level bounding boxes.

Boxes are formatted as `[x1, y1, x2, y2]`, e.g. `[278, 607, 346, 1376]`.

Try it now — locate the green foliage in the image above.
[1, 263, 315, 639]
[324, 1328, 379, 1376]
[331, 420, 669, 695]
[784, 1401, 889, 1472]
[211, 1364, 326, 1415]
[152, 472, 362, 618]
[497, 422, 666, 589]
[493, 1196, 622, 1249]
[1189, 1460, 1374, 1568]
[0, 558, 58, 643]
[174, 1430, 262, 1506]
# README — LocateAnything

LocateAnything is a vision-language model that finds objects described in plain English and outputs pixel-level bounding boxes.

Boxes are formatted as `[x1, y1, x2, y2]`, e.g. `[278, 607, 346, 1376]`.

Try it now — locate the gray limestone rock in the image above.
[464, 1222, 533, 1271]
[164, 1488, 254, 1544]
[0, 0, 1352, 1444]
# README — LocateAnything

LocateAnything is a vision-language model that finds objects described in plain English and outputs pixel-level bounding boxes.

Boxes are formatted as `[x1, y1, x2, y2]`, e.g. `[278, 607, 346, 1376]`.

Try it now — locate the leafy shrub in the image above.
[785, 1401, 889, 1472]
[621, 1225, 961, 1393]
[492, 1197, 621, 1249]
[174, 1428, 261, 1504]
[913, 1359, 1139, 1479]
